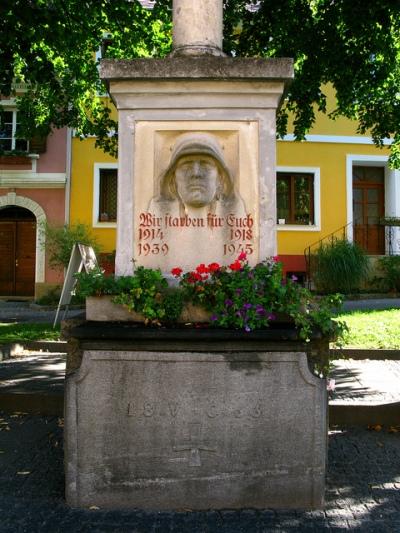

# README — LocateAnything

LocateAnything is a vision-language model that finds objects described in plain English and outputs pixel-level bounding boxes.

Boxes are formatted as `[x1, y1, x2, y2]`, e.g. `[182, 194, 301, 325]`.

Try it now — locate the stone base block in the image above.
[65, 348, 327, 510]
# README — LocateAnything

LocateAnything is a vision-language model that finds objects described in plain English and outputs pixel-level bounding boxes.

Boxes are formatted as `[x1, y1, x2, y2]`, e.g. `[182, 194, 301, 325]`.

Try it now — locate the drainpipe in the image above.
[65, 127, 72, 224]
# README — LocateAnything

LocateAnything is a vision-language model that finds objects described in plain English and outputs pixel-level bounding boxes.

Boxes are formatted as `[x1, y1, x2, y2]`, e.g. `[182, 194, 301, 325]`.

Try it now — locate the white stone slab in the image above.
[65, 350, 327, 510]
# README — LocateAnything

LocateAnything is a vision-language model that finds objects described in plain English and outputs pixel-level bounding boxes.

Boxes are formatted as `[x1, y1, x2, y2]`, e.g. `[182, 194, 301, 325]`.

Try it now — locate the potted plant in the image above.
[75, 253, 346, 343]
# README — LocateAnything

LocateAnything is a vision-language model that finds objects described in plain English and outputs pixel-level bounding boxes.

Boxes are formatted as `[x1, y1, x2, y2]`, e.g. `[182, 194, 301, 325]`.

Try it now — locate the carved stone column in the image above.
[172, 0, 224, 56]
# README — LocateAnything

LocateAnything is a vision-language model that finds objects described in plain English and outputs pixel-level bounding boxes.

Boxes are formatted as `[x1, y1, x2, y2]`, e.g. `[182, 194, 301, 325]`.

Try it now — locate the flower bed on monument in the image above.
[75, 253, 346, 344]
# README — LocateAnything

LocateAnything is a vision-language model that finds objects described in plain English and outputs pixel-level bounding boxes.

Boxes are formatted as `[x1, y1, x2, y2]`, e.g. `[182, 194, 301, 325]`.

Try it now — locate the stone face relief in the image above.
[138, 132, 255, 271]
[149, 132, 246, 215]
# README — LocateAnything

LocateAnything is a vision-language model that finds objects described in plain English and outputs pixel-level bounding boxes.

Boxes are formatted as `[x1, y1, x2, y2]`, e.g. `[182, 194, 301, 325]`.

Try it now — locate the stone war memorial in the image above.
[65, 0, 329, 511]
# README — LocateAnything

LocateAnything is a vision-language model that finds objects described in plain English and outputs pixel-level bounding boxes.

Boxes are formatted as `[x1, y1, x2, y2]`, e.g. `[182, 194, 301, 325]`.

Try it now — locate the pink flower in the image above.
[327, 379, 336, 392]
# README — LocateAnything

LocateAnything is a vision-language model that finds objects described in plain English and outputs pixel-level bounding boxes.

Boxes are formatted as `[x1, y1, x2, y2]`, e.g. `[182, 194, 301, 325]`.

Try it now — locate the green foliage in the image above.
[311, 239, 370, 294]
[0, 323, 60, 343]
[338, 309, 400, 349]
[75, 266, 184, 324]
[174, 255, 346, 342]
[377, 255, 400, 292]
[43, 222, 101, 270]
[2, 1, 400, 163]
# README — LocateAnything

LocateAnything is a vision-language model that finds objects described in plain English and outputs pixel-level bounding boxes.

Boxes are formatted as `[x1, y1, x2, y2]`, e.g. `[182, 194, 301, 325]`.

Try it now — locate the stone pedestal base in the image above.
[65, 325, 327, 510]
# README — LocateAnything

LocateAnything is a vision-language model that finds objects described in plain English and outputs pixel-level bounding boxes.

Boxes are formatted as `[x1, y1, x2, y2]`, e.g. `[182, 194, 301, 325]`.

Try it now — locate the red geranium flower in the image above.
[208, 262, 220, 273]
[238, 252, 247, 261]
[229, 260, 242, 271]
[171, 267, 183, 277]
[187, 272, 202, 283]
[196, 263, 209, 274]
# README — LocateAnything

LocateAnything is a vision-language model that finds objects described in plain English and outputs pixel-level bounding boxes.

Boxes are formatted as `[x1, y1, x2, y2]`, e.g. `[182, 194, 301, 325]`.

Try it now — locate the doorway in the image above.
[353, 166, 385, 255]
[0, 206, 36, 296]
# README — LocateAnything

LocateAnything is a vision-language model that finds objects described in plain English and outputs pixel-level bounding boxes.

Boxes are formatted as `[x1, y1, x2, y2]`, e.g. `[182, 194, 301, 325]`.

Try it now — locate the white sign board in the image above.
[53, 243, 98, 327]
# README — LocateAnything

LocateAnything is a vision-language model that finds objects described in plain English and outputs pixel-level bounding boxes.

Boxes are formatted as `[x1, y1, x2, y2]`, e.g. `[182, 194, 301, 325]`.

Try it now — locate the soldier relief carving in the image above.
[138, 132, 255, 269]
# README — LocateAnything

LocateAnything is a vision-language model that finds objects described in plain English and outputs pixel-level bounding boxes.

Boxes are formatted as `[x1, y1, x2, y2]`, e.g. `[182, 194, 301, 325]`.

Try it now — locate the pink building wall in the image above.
[37, 128, 68, 173]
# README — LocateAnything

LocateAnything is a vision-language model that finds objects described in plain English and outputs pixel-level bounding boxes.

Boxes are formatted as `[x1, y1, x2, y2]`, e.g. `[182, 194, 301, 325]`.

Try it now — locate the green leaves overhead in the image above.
[1, 0, 400, 164]
[0, 0, 172, 156]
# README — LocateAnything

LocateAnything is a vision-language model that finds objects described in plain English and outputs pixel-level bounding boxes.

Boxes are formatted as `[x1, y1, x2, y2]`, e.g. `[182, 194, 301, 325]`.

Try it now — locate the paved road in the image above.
[0, 412, 399, 532]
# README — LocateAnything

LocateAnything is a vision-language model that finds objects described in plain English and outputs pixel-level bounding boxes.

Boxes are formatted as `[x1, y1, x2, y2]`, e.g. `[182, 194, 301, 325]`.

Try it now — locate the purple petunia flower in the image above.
[268, 313, 276, 321]
[210, 314, 218, 322]
[225, 299, 233, 307]
[243, 303, 252, 310]
[245, 325, 251, 332]
[291, 274, 298, 282]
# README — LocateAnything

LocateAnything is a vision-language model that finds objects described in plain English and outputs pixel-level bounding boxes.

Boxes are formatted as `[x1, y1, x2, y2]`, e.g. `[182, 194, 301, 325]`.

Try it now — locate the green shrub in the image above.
[35, 286, 61, 305]
[42, 222, 101, 270]
[311, 239, 370, 294]
[377, 255, 400, 292]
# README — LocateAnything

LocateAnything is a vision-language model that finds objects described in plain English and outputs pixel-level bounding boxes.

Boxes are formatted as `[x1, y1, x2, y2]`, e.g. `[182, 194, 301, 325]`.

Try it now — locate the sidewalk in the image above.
[0, 300, 84, 324]
[1, 349, 400, 426]
[1, 297, 400, 424]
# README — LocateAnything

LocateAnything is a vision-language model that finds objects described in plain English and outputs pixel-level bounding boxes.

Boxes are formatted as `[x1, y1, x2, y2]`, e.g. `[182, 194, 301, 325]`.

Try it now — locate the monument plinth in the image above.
[65, 324, 328, 510]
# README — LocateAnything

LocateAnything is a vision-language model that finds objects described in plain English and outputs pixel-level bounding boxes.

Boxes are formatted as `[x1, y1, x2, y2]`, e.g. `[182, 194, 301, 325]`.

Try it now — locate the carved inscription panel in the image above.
[74, 352, 326, 488]
[133, 122, 259, 271]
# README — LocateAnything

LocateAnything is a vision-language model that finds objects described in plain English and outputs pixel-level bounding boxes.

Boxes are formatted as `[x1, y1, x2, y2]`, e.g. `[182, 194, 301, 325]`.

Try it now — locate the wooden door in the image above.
[0, 222, 16, 295]
[353, 166, 385, 255]
[0, 220, 36, 296]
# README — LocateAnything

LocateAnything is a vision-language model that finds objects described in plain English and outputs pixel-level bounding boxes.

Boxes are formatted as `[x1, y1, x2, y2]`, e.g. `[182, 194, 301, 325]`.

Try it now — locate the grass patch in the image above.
[0, 323, 61, 343]
[337, 309, 400, 349]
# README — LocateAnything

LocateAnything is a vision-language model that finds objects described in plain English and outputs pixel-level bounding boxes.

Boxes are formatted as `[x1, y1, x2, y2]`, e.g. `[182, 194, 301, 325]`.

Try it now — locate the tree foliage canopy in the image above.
[1, 0, 400, 164]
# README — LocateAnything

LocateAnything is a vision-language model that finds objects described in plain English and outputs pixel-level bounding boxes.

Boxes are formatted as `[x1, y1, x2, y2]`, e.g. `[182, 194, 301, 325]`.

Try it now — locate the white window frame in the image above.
[346, 154, 400, 253]
[276, 166, 321, 232]
[93, 163, 118, 228]
[0, 108, 29, 152]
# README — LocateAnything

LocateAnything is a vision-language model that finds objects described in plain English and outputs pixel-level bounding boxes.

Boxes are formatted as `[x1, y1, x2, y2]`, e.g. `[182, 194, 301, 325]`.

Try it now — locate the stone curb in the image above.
[331, 348, 400, 360]
[0, 341, 67, 361]
[329, 402, 400, 427]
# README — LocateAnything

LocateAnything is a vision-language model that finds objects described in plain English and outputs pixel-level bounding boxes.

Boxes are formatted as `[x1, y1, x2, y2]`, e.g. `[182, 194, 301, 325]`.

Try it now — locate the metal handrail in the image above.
[304, 222, 353, 289]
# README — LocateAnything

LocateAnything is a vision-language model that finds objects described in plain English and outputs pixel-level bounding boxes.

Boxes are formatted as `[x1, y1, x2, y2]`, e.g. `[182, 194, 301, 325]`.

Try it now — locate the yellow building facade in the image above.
[70, 89, 398, 279]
